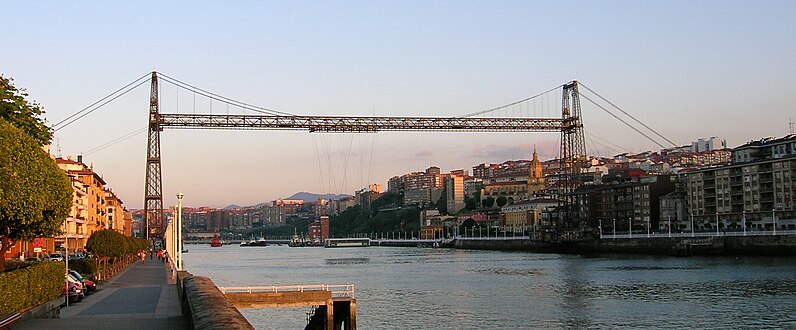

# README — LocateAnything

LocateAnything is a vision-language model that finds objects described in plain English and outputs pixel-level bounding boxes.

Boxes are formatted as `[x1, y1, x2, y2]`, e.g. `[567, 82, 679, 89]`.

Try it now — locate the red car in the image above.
[62, 281, 82, 303]
[68, 270, 96, 294]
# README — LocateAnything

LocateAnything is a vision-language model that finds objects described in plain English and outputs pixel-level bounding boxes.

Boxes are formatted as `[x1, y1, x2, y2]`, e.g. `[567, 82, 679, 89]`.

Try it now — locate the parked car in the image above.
[63, 278, 83, 304]
[25, 257, 41, 262]
[66, 273, 86, 299]
[48, 253, 65, 262]
[68, 270, 96, 294]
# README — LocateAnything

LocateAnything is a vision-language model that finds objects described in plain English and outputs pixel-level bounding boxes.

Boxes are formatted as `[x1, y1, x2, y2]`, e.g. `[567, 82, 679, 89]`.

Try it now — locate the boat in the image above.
[210, 234, 222, 247]
[242, 237, 268, 247]
[324, 238, 370, 248]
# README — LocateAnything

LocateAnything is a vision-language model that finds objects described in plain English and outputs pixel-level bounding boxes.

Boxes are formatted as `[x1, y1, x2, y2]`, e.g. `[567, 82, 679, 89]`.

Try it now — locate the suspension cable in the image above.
[157, 73, 294, 116]
[579, 82, 677, 147]
[83, 126, 147, 156]
[579, 93, 667, 149]
[52, 73, 150, 131]
[457, 85, 563, 118]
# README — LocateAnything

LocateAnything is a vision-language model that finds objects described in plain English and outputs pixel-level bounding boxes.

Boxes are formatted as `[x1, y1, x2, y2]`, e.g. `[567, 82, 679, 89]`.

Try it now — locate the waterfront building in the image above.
[308, 216, 330, 242]
[501, 198, 558, 227]
[387, 175, 404, 193]
[463, 177, 483, 199]
[692, 136, 727, 153]
[404, 188, 442, 207]
[105, 189, 125, 234]
[481, 148, 546, 201]
[56, 156, 110, 240]
[659, 191, 689, 232]
[685, 135, 796, 231]
[123, 210, 133, 237]
[588, 175, 675, 233]
[445, 173, 466, 214]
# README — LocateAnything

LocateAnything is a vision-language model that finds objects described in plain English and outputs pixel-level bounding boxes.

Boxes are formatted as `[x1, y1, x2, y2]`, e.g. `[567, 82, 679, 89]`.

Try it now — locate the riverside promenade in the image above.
[17, 259, 187, 329]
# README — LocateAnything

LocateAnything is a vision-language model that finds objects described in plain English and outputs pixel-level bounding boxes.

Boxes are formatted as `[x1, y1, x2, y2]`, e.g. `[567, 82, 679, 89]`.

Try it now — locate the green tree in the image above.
[435, 188, 448, 214]
[0, 120, 71, 272]
[482, 196, 495, 208]
[0, 76, 53, 145]
[496, 196, 508, 207]
[86, 229, 126, 280]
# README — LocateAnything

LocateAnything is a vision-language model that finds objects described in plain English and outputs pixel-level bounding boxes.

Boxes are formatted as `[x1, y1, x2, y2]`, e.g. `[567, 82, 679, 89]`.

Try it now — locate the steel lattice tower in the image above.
[144, 72, 164, 240]
[558, 81, 587, 231]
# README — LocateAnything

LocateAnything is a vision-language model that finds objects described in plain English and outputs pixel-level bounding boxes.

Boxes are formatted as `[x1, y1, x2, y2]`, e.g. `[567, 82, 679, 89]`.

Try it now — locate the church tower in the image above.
[530, 146, 543, 180]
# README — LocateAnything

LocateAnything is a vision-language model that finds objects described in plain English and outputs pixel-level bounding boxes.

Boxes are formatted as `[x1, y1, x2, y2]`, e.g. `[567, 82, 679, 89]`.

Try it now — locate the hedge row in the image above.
[0, 261, 64, 314]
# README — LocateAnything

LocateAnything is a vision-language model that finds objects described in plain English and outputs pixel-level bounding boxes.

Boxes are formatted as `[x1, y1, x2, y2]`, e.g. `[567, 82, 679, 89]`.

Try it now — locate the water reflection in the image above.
[325, 258, 369, 265]
[184, 246, 796, 329]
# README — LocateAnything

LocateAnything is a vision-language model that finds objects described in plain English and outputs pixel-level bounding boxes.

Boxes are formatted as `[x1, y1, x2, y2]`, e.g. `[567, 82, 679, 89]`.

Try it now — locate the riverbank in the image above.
[453, 235, 796, 256]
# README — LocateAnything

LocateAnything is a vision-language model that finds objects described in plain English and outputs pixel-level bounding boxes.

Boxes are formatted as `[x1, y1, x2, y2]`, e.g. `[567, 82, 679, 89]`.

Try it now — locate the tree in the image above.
[482, 196, 495, 208]
[0, 76, 53, 145]
[496, 196, 508, 207]
[86, 229, 128, 280]
[0, 120, 71, 271]
[435, 188, 448, 214]
[464, 197, 477, 210]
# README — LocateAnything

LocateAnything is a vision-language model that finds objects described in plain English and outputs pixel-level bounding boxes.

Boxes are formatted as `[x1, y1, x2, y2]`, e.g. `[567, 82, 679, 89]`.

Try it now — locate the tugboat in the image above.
[210, 234, 222, 247]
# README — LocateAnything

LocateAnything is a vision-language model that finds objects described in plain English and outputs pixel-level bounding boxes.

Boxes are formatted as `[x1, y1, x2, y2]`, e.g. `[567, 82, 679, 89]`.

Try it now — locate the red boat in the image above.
[210, 234, 222, 247]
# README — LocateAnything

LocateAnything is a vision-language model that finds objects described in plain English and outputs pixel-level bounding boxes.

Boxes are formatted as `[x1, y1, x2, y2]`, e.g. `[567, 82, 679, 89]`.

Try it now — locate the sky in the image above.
[4, 1, 795, 209]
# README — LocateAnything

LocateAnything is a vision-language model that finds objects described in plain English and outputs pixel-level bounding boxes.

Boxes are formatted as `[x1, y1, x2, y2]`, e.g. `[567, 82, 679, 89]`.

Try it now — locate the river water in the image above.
[183, 244, 796, 329]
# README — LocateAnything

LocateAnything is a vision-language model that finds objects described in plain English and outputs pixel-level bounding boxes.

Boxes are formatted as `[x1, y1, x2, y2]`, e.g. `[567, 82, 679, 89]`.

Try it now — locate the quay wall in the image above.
[176, 271, 254, 330]
[451, 236, 796, 256]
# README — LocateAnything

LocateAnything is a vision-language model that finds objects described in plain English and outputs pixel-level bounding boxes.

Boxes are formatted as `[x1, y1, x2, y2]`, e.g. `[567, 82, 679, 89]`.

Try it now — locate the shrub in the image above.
[69, 258, 97, 277]
[0, 261, 64, 313]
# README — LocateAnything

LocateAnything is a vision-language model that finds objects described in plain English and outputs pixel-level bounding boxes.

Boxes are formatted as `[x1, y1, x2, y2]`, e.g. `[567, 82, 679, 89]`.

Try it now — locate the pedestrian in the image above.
[157, 249, 163, 262]
[150, 249, 154, 260]
[139, 251, 145, 264]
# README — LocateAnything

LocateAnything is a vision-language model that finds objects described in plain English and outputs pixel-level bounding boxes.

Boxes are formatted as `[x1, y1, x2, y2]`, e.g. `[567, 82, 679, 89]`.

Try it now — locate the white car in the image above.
[48, 253, 64, 262]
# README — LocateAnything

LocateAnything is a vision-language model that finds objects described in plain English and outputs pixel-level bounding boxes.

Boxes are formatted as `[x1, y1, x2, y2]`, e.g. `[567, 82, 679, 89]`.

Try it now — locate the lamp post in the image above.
[64, 217, 69, 307]
[599, 219, 603, 239]
[742, 211, 746, 236]
[177, 192, 183, 271]
[613, 218, 616, 238]
[668, 215, 671, 238]
[690, 215, 694, 237]
[772, 209, 777, 235]
[716, 213, 719, 236]
[629, 218, 632, 239]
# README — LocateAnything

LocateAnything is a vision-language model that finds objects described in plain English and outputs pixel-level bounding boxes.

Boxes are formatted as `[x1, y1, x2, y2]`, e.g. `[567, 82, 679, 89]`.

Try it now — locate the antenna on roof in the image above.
[790, 117, 794, 134]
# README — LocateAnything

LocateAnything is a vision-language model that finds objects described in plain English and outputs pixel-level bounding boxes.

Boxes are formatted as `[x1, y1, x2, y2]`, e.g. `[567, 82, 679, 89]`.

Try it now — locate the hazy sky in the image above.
[5, 1, 795, 209]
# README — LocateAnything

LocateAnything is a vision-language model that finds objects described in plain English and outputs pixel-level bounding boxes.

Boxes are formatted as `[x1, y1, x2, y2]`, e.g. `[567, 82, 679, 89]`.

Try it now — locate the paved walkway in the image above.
[17, 259, 187, 329]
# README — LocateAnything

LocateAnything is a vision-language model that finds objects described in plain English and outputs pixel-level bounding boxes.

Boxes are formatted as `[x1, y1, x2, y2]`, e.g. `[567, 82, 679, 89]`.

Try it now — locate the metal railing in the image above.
[601, 230, 796, 239]
[219, 284, 355, 299]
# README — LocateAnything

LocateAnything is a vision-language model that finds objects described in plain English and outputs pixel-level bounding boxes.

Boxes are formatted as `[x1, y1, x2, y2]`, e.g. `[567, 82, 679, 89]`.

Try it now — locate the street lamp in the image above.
[629, 218, 632, 239]
[599, 219, 603, 239]
[176, 192, 183, 271]
[716, 213, 719, 236]
[742, 211, 746, 236]
[613, 218, 616, 238]
[772, 209, 777, 235]
[668, 215, 671, 238]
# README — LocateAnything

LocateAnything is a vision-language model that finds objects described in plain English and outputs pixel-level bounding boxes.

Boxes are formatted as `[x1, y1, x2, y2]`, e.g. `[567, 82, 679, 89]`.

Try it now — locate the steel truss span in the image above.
[158, 114, 565, 132]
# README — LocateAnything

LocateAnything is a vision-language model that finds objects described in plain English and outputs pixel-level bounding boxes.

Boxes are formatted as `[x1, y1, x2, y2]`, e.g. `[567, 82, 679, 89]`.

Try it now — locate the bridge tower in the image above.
[558, 81, 587, 232]
[144, 72, 164, 240]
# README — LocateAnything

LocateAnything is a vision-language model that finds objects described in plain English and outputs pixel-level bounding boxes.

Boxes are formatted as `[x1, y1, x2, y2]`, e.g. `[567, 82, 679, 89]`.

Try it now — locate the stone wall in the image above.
[177, 271, 253, 330]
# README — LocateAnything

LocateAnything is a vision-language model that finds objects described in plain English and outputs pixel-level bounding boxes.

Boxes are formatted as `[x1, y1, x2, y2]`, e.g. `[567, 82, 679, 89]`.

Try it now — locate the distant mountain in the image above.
[223, 204, 241, 210]
[286, 192, 351, 202]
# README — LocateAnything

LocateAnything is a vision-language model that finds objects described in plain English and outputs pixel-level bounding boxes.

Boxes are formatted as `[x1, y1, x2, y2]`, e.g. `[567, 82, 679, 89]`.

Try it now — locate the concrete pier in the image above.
[220, 285, 357, 330]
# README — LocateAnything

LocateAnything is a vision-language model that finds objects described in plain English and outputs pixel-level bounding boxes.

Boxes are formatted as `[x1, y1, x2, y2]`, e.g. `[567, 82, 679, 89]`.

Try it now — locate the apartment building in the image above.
[686, 135, 796, 231]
